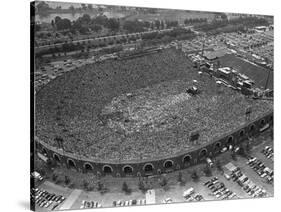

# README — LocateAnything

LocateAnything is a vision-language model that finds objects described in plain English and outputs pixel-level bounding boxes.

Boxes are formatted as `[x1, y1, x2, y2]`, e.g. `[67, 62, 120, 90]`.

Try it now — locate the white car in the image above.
[162, 198, 173, 204]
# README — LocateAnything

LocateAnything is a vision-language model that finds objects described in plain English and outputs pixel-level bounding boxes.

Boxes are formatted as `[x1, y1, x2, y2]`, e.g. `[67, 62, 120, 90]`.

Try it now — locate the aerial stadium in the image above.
[35, 47, 273, 177]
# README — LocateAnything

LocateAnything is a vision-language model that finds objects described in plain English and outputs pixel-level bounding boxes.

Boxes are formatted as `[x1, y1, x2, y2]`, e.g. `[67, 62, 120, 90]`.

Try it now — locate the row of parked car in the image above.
[80, 200, 102, 209]
[31, 188, 65, 210]
[247, 157, 274, 184]
[113, 199, 146, 207]
[230, 167, 267, 198]
[183, 187, 205, 202]
[204, 177, 238, 200]
[261, 146, 273, 161]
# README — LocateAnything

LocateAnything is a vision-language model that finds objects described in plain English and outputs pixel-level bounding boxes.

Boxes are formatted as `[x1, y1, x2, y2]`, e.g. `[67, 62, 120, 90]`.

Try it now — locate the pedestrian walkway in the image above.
[59, 189, 82, 210]
[145, 189, 156, 204]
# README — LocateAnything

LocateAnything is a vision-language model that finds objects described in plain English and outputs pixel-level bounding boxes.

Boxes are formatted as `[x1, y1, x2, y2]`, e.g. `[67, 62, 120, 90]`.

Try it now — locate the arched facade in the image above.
[67, 159, 76, 169]
[163, 160, 174, 169]
[84, 163, 93, 172]
[53, 153, 60, 162]
[214, 142, 221, 153]
[35, 112, 273, 177]
[183, 154, 192, 165]
[103, 165, 113, 174]
[123, 165, 134, 175]
[143, 163, 154, 173]
[227, 136, 234, 146]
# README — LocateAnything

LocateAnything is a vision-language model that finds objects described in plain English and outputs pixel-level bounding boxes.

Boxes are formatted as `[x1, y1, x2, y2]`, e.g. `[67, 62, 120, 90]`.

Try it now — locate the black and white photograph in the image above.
[30, 1, 274, 211]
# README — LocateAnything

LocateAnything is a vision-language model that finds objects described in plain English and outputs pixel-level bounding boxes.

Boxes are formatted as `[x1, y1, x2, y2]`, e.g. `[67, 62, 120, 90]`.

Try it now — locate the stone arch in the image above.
[67, 158, 76, 169]
[239, 129, 245, 137]
[143, 163, 154, 173]
[163, 160, 174, 169]
[103, 165, 113, 174]
[123, 165, 134, 175]
[42, 148, 48, 156]
[53, 153, 60, 162]
[269, 115, 273, 123]
[183, 154, 192, 164]
[227, 136, 234, 145]
[249, 124, 255, 132]
[214, 142, 221, 152]
[199, 148, 208, 159]
[260, 119, 266, 126]
[84, 163, 93, 172]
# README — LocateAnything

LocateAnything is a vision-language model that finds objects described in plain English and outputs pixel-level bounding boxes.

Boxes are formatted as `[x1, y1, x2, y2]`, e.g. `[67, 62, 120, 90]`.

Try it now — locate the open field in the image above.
[219, 54, 273, 89]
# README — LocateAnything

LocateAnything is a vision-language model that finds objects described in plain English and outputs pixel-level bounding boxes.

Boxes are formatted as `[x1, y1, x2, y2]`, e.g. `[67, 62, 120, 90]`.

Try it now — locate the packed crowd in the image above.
[36, 48, 273, 162]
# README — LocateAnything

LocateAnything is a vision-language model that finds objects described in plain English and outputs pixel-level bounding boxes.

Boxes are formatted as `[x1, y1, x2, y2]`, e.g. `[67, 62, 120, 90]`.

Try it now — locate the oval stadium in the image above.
[35, 48, 273, 177]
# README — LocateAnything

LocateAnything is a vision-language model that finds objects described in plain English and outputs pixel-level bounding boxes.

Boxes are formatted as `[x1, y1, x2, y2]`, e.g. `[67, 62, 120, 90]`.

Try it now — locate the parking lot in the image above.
[34, 129, 273, 211]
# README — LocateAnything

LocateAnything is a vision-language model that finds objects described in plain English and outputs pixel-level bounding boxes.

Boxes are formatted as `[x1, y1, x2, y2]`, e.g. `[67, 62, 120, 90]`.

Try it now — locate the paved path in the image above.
[145, 189, 156, 204]
[59, 189, 82, 210]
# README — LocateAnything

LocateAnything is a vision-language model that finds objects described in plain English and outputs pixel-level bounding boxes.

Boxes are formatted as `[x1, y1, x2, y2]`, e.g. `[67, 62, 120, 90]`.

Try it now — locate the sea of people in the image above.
[35, 48, 273, 162]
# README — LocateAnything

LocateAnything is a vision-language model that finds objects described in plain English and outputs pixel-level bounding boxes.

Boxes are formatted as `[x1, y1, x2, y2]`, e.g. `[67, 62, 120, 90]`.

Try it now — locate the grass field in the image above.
[219, 54, 273, 90]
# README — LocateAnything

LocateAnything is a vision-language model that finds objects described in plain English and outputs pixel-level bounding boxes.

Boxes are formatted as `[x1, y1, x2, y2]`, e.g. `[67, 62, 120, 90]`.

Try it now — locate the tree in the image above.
[155, 20, 161, 29]
[88, 4, 93, 11]
[203, 165, 212, 177]
[34, 24, 41, 32]
[81, 14, 91, 24]
[160, 20, 165, 29]
[52, 174, 58, 182]
[191, 171, 199, 182]
[231, 152, 237, 161]
[82, 180, 89, 190]
[122, 182, 131, 194]
[97, 181, 103, 191]
[54, 16, 62, 26]
[51, 20, 55, 28]
[36, 1, 50, 13]
[64, 176, 70, 185]
[56, 18, 72, 31]
[215, 160, 223, 172]
[69, 5, 75, 13]
[81, 3, 87, 10]
[91, 24, 102, 32]
[177, 171, 185, 186]
[159, 175, 168, 187]
[107, 18, 120, 32]
[245, 142, 251, 153]
[138, 180, 147, 193]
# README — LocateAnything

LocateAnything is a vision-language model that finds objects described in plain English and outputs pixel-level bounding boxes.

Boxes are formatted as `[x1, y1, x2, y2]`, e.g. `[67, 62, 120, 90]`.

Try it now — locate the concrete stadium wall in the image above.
[35, 111, 273, 177]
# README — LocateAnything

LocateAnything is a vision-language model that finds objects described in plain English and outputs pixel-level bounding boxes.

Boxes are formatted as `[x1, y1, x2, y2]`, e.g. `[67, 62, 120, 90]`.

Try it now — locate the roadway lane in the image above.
[59, 189, 82, 210]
